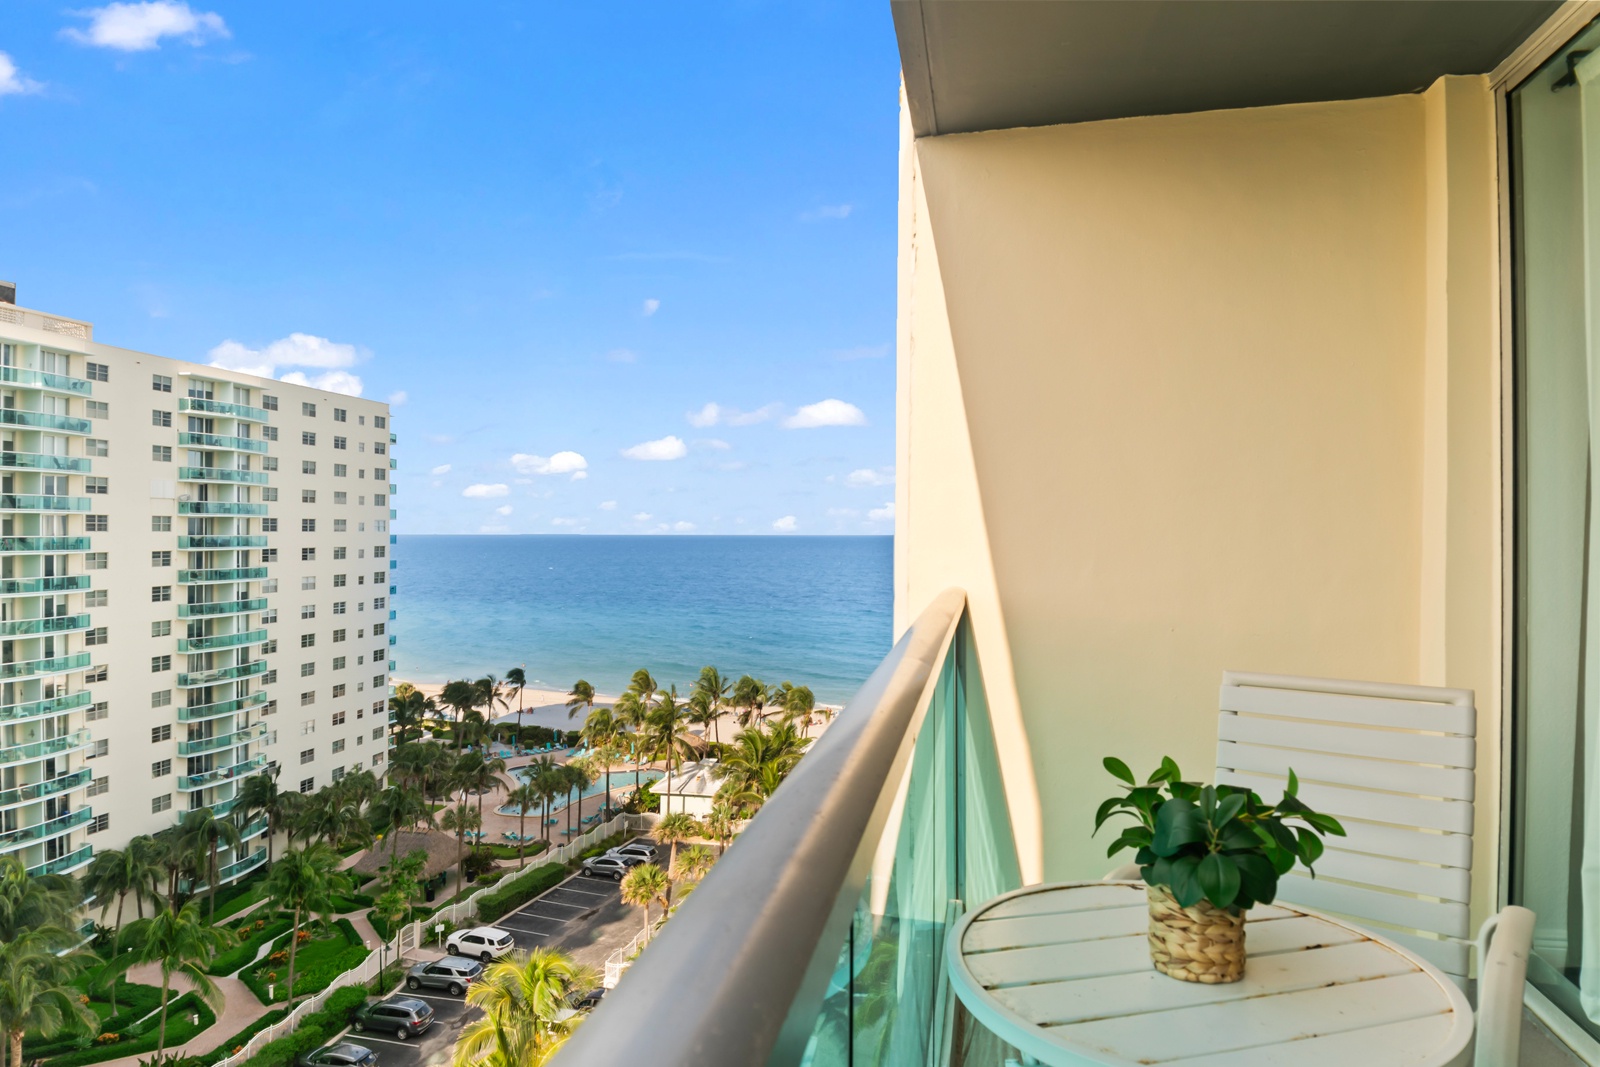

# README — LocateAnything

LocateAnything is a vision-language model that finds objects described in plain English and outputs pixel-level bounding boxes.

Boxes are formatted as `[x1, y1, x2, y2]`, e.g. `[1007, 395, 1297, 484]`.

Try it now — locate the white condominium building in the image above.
[0, 286, 398, 887]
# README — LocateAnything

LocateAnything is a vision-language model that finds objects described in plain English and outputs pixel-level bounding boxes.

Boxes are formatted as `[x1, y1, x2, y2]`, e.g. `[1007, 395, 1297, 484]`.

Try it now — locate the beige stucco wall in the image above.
[896, 77, 1502, 919]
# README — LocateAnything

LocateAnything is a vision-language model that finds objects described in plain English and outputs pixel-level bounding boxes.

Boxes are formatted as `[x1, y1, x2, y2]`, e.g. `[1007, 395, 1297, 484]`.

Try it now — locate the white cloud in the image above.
[63, 2, 229, 51]
[632, 512, 652, 522]
[622, 435, 687, 461]
[552, 517, 581, 527]
[686, 401, 779, 428]
[673, 521, 696, 532]
[784, 399, 866, 429]
[642, 298, 660, 317]
[686, 403, 720, 428]
[462, 483, 509, 498]
[800, 203, 853, 222]
[430, 464, 451, 476]
[845, 467, 894, 488]
[598, 501, 618, 510]
[495, 504, 513, 516]
[697, 438, 731, 451]
[387, 390, 408, 407]
[279, 369, 363, 396]
[869, 502, 895, 522]
[209, 332, 367, 394]
[772, 515, 798, 532]
[510, 451, 588, 480]
[0, 52, 43, 96]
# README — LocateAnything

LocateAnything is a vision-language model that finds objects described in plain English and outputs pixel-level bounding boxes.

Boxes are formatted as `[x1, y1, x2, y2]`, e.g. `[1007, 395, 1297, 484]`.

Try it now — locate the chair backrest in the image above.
[1216, 670, 1476, 978]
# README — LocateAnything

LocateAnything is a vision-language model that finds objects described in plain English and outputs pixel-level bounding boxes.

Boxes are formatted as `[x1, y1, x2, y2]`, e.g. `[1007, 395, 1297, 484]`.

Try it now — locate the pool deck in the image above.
[448, 746, 660, 853]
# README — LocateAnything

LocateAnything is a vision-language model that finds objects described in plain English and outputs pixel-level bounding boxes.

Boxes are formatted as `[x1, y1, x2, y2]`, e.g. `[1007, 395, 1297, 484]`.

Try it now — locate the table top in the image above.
[946, 882, 1473, 1067]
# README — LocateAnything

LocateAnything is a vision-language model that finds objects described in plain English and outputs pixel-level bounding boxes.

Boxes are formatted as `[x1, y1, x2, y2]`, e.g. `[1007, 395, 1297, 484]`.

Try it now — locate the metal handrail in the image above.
[555, 588, 966, 1066]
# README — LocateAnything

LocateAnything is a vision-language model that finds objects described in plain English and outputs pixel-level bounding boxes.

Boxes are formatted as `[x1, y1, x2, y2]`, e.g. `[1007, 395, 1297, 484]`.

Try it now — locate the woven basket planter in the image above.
[1146, 884, 1246, 983]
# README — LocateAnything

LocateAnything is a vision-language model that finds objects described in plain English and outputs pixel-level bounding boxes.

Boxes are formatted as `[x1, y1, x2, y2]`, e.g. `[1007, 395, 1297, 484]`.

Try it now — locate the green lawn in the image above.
[241, 919, 370, 1004]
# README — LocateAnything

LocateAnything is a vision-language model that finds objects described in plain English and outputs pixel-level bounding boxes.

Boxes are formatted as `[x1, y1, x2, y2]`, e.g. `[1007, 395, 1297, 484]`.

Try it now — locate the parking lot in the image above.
[342, 988, 471, 1067]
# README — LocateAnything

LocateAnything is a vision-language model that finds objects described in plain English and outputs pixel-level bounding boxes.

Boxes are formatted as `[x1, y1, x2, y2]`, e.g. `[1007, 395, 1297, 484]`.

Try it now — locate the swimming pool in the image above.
[496, 767, 663, 816]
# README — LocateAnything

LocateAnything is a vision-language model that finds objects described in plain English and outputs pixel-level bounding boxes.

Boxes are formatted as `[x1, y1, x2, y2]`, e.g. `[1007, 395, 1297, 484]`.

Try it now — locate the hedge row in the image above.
[193, 1007, 289, 1067]
[41, 992, 217, 1067]
[208, 917, 294, 976]
[24, 981, 167, 1059]
[242, 919, 368, 1004]
[473, 863, 567, 923]
[326, 892, 375, 914]
[576, 831, 627, 863]
[232, 987, 370, 1067]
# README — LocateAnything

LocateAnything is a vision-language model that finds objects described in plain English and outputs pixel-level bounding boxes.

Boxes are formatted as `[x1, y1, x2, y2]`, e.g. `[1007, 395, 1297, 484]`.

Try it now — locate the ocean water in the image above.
[390, 535, 894, 705]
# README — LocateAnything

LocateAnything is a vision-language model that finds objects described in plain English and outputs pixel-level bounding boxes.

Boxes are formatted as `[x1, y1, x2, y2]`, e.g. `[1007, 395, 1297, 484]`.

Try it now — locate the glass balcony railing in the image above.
[0, 690, 90, 724]
[390, 535, 397, 545]
[389, 609, 396, 620]
[0, 613, 91, 637]
[178, 467, 270, 485]
[175, 721, 267, 756]
[0, 575, 91, 595]
[0, 452, 92, 472]
[0, 495, 92, 512]
[390, 585, 397, 595]
[178, 597, 267, 618]
[0, 409, 93, 435]
[177, 659, 267, 687]
[179, 397, 269, 422]
[390, 432, 397, 444]
[179, 501, 268, 516]
[177, 691, 267, 722]
[0, 366, 94, 395]
[388, 634, 396, 645]
[389, 458, 397, 469]
[558, 591, 1020, 1067]
[0, 652, 93, 679]
[177, 628, 266, 653]
[239, 816, 269, 841]
[0, 536, 92, 553]
[177, 754, 267, 791]
[211, 796, 240, 817]
[212, 846, 267, 884]
[388, 484, 398, 495]
[178, 535, 268, 549]
[0, 768, 92, 807]
[390, 509, 397, 519]
[177, 432, 269, 454]
[0, 729, 93, 765]
[178, 566, 268, 584]
[27, 844, 93, 877]
[0, 807, 93, 850]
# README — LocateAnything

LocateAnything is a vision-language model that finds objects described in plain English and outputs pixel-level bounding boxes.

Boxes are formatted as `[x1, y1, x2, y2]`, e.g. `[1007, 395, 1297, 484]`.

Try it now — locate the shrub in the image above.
[191, 1008, 288, 1067]
[242, 920, 369, 1004]
[27, 982, 165, 1058]
[473, 863, 566, 923]
[325, 892, 374, 914]
[577, 832, 627, 863]
[207, 918, 293, 977]
[40, 993, 216, 1067]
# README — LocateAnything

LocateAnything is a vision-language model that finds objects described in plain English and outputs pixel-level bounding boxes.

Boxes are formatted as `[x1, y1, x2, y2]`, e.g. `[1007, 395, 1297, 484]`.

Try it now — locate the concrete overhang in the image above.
[892, 0, 1563, 136]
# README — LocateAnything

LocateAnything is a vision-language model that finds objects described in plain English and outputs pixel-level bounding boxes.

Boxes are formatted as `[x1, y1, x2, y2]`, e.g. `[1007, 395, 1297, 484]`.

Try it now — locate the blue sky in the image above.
[0, 2, 900, 535]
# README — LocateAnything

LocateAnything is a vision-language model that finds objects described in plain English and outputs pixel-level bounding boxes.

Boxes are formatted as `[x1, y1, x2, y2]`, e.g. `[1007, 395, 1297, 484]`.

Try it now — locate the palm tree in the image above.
[82, 841, 162, 934]
[459, 710, 492, 753]
[440, 802, 481, 885]
[671, 844, 715, 886]
[439, 680, 479, 748]
[372, 785, 430, 862]
[620, 864, 670, 944]
[295, 790, 369, 853]
[0, 928, 98, 1067]
[781, 683, 816, 733]
[579, 708, 618, 813]
[524, 756, 558, 843]
[684, 691, 720, 751]
[452, 949, 596, 1067]
[703, 803, 736, 855]
[175, 807, 244, 919]
[457, 751, 508, 828]
[475, 675, 509, 721]
[645, 688, 699, 814]
[112, 901, 231, 1054]
[560, 761, 593, 839]
[389, 686, 428, 746]
[565, 679, 595, 721]
[731, 674, 764, 727]
[610, 691, 648, 794]
[653, 812, 699, 904]
[716, 722, 813, 816]
[506, 667, 528, 730]
[692, 667, 731, 744]
[237, 768, 284, 865]
[336, 769, 382, 817]
[263, 844, 351, 1005]
[506, 783, 540, 868]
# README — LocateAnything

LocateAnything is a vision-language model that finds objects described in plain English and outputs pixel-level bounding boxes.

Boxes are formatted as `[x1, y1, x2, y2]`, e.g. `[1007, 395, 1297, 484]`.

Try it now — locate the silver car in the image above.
[405, 955, 482, 995]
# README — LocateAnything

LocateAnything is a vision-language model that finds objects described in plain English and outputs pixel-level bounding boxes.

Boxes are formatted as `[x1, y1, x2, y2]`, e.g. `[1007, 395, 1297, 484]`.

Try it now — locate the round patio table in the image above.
[946, 881, 1473, 1067]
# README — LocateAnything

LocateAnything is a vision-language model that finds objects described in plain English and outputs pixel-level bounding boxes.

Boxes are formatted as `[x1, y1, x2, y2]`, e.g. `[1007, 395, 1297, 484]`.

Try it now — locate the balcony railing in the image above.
[0, 768, 92, 808]
[0, 536, 91, 553]
[0, 575, 91, 595]
[177, 659, 267, 687]
[27, 844, 93, 877]
[177, 628, 267, 653]
[178, 535, 267, 549]
[0, 613, 91, 637]
[0, 807, 93, 850]
[178, 597, 268, 618]
[0, 652, 93, 680]
[177, 691, 267, 722]
[178, 566, 268, 584]
[0, 729, 92, 765]
[558, 589, 1020, 1067]
[177, 754, 267, 791]
[0, 495, 92, 512]
[178, 467, 270, 485]
[176, 721, 267, 756]
[177, 432, 269, 454]
[0, 452, 92, 472]
[209, 847, 267, 886]
[0, 409, 92, 434]
[239, 816, 269, 841]
[0, 690, 90, 724]
[179, 501, 268, 516]
[179, 397, 269, 422]
[0, 366, 94, 395]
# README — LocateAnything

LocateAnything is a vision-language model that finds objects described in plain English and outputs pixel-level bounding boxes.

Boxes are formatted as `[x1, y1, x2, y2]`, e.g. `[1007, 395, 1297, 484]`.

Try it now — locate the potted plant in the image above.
[1094, 756, 1345, 984]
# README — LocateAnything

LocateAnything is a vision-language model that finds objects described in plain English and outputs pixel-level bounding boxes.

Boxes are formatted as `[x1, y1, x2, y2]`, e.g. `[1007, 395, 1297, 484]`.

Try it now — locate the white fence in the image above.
[209, 812, 655, 1067]
[603, 927, 649, 989]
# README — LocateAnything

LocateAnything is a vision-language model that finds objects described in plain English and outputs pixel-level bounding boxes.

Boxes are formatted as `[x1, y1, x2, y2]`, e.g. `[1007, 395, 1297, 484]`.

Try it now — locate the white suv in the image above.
[445, 926, 515, 961]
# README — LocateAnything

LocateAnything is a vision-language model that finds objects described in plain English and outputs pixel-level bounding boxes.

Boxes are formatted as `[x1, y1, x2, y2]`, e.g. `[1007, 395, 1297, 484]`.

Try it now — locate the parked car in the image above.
[568, 987, 605, 1011]
[296, 1044, 376, 1067]
[582, 854, 642, 880]
[406, 956, 483, 995]
[607, 841, 659, 863]
[446, 925, 516, 961]
[350, 996, 434, 1041]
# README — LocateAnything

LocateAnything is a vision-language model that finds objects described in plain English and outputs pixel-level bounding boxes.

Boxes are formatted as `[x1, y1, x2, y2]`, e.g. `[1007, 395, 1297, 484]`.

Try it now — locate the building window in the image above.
[262, 609, 278, 623]
[153, 374, 172, 392]
[82, 361, 108, 382]
[86, 476, 108, 494]
[334, 408, 347, 423]
[87, 813, 110, 834]
[333, 602, 346, 615]
[86, 590, 109, 608]
[301, 691, 315, 705]
[301, 551, 316, 566]
[333, 683, 346, 697]
[373, 674, 385, 687]
[262, 639, 278, 654]
[263, 425, 279, 441]
[373, 623, 385, 636]
[88, 738, 109, 758]
[152, 794, 172, 813]
[333, 655, 346, 670]
[151, 655, 171, 672]
[332, 738, 345, 754]
[302, 432, 316, 446]
[333, 629, 345, 643]
[300, 748, 314, 764]
[334, 492, 347, 505]
[302, 460, 317, 476]
[152, 551, 171, 567]
[302, 490, 316, 504]
[151, 619, 170, 636]
[302, 402, 316, 417]
[302, 519, 316, 532]
[331, 765, 346, 782]
[85, 626, 108, 646]
[151, 515, 171, 532]
[262, 518, 278, 532]
[86, 702, 109, 722]
[333, 547, 347, 560]
[151, 724, 171, 743]
[86, 438, 108, 457]
[151, 410, 171, 427]
[151, 690, 171, 708]
[300, 662, 315, 677]
[87, 775, 110, 796]
[374, 494, 388, 507]
[86, 552, 108, 569]
[262, 578, 278, 593]
[152, 445, 172, 462]
[263, 669, 278, 684]
[262, 394, 279, 411]
[374, 546, 386, 559]
[373, 596, 385, 609]
[299, 777, 313, 793]
[375, 416, 387, 429]
[152, 759, 171, 778]
[263, 456, 279, 471]
[262, 487, 279, 502]
[300, 633, 316, 650]
[301, 604, 315, 619]
[332, 710, 346, 726]
[87, 401, 109, 419]
[261, 548, 278, 563]
[333, 436, 348, 451]
[263, 700, 278, 715]
[85, 514, 108, 532]
[372, 752, 385, 766]
[334, 464, 347, 477]
[84, 664, 107, 683]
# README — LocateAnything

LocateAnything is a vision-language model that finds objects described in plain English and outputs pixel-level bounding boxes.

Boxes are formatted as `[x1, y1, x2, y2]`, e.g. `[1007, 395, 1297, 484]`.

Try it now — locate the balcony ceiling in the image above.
[891, 0, 1563, 137]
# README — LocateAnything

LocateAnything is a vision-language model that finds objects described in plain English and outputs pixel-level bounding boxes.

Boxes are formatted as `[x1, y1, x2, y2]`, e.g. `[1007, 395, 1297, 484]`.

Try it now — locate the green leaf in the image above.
[1157, 756, 1183, 784]
[1215, 793, 1247, 827]
[1127, 787, 1162, 823]
[1093, 796, 1126, 834]
[1199, 785, 1217, 822]
[1295, 827, 1325, 867]
[1151, 799, 1203, 856]
[1169, 780, 1201, 803]
[1303, 811, 1346, 837]
[1286, 768, 1299, 797]
[1104, 757, 1136, 786]
[1233, 853, 1278, 907]
[1196, 852, 1241, 909]
[1167, 856, 1204, 907]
